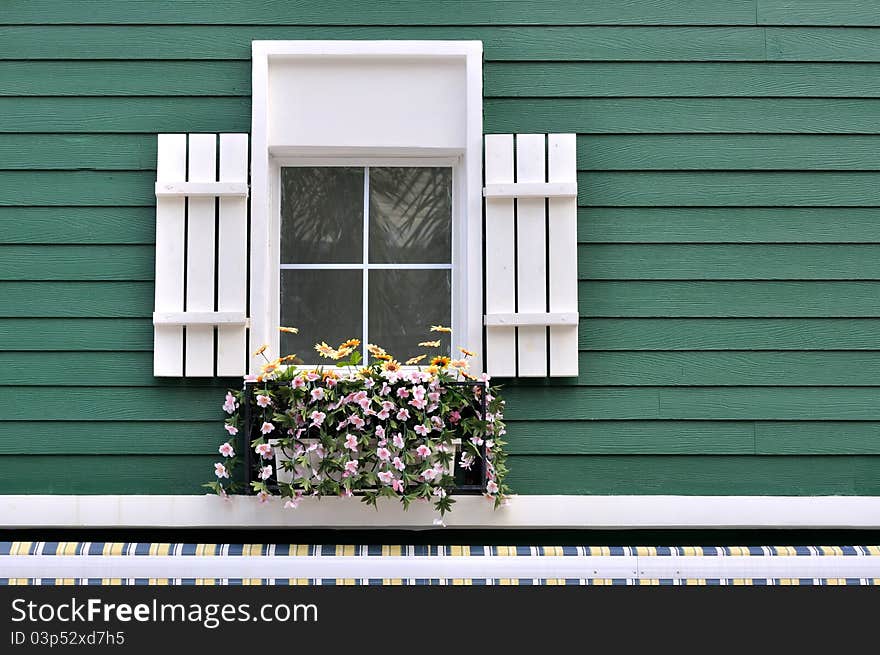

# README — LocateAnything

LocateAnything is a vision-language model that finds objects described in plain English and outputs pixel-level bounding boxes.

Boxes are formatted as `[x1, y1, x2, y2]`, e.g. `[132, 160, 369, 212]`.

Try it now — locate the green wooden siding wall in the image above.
[2, 0, 880, 496]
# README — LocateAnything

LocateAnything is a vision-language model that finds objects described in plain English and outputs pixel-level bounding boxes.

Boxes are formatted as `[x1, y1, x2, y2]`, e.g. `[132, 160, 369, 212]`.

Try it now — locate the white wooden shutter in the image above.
[483, 133, 579, 377]
[153, 133, 250, 377]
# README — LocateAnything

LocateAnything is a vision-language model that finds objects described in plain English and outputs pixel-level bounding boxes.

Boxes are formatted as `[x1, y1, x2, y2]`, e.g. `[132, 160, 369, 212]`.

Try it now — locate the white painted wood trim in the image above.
[154, 181, 249, 197]
[483, 182, 578, 199]
[4, 553, 879, 581]
[1, 495, 878, 529]
[484, 312, 578, 327]
[252, 40, 483, 58]
[152, 312, 249, 326]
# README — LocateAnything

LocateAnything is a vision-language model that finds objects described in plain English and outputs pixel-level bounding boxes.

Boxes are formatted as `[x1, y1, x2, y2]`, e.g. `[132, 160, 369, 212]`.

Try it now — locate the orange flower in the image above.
[405, 354, 426, 365]
[382, 360, 402, 373]
[279, 326, 299, 334]
[366, 343, 387, 357]
[374, 353, 392, 361]
[418, 340, 441, 348]
[280, 354, 299, 363]
[430, 325, 452, 333]
[460, 347, 476, 357]
[425, 365, 440, 375]
[430, 356, 451, 368]
[450, 359, 469, 370]
[261, 362, 278, 375]
[253, 344, 268, 356]
[339, 338, 360, 350]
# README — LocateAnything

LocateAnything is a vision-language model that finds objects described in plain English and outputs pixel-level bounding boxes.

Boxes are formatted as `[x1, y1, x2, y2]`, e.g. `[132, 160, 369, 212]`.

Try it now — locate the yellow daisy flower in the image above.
[280, 354, 300, 363]
[405, 354, 426, 365]
[382, 360, 402, 373]
[460, 347, 476, 357]
[315, 342, 339, 359]
[425, 365, 440, 375]
[430, 325, 452, 333]
[253, 344, 268, 356]
[374, 353, 393, 361]
[450, 359, 469, 370]
[366, 343, 387, 357]
[418, 340, 441, 348]
[279, 326, 299, 334]
[430, 356, 451, 368]
[339, 338, 360, 350]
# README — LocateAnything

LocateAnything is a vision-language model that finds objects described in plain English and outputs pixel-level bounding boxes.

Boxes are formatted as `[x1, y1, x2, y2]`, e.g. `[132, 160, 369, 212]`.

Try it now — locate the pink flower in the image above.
[416, 444, 431, 458]
[396, 408, 410, 421]
[396, 387, 409, 399]
[292, 377, 305, 389]
[256, 394, 272, 408]
[392, 456, 405, 471]
[244, 373, 258, 383]
[257, 490, 270, 503]
[260, 421, 275, 434]
[485, 439, 495, 451]
[310, 411, 326, 427]
[433, 486, 447, 498]
[342, 488, 354, 497]
[377, 447, 391, 461]
[448, 410, 461, 424]
[392, 433, 405, 449]
[381, 401, 395, 412]
[255, 443, 273, 459]
[336, 419, 348, 431]
[218, 442, 235, 458]
[344, 433, 359, 451]
[284, 492, 303, 509]
[325, 377, 337, 388]
[357, 397, 371, 410]
[486, 480, 499, 495]
[415, 424, 430, 437]
[460, 454, 474, 470]
[421, 467, 438, 481]
[378, 471, 394, 485]
[222, 392, 238, 414]
[379, 382, 391, 396]
[349, 415, 365, 430]
[431, 416, 444, 430]
[411, 385, 426, 400]
[392, 478, 405, 493]
[224, 423, 238, 436]
[375, 425, 386, 439]
[470, 436, 484, 446]
[310, 387, 325, 402]
[428, 391, 440, 403]
[259, 465, 273, 480]
[343, 460, 359, 477]
[214, 462, 229, 478]
[409, 397, 427, 410]
[306, 372, 320, 382]
[377, 409, 390, 420]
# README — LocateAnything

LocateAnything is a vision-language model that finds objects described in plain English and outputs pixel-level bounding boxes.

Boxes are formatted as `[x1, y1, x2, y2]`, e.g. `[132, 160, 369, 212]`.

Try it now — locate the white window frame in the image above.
[274, 157, 460, 367]
[250, 40, 484, 373]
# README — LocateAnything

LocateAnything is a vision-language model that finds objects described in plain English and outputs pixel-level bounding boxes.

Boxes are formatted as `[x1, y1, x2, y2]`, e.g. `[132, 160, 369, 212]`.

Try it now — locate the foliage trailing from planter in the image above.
[206, 330, 509, 516]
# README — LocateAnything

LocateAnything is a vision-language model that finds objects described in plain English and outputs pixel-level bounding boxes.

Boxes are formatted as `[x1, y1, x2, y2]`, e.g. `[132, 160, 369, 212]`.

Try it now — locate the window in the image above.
[278, 164, 454, 362]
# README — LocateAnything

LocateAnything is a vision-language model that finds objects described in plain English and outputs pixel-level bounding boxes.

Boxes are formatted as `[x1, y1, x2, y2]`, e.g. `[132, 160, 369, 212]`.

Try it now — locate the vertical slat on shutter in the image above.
[548, 134, 579, 377]
[185, 134, 218, 377]
[153, 134, 186, 377]
[515, 134, 548, 377]
[216, 134, 249, 376]
[484, 134, 516, 377]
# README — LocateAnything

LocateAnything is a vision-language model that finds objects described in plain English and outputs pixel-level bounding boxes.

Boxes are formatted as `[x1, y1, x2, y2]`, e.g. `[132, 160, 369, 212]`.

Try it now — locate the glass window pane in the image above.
[368, 269, 451, 362]
[369, 167, 452, 264]
[281, 167, 364, 264]
[280, 269, 362, 361]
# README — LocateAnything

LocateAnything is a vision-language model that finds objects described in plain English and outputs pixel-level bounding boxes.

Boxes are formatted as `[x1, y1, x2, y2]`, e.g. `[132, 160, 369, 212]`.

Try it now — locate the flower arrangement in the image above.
[206, 326, 509, 517]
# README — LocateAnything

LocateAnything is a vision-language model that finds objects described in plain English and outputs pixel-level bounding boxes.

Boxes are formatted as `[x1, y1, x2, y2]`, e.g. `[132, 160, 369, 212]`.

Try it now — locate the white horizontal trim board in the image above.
[279, 263, 452, 270]
[1, 496, 878, 529]
[3, 554, 878, 582]
[152, 311, 249, 326]
[154, 181, 249, 198]
[484, 312, 579, 327]
[483, 182, 578, 199]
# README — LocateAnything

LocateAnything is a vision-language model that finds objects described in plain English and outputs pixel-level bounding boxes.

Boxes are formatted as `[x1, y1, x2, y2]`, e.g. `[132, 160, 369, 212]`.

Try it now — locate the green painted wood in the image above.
[0, 61, 250, 96]
[0, 319, 153, 351]
[0, 352, 187, 386]
[579, 172, 880, 207]
[755, 422, 880, 454]
[0, 422, 222, 454]
[0, 387, 227, 421]
[506, 455, 880, 495]
[488, 62, 880, 98]
[579, 318, 880, 351]
[0, 245, 154, 280]
[578, 135, 880, 171]
[0, 455, 216, 494]
[758, 1, 880, 27]
[0, 135, 156, 171]
[766, 27, 880, 61]
[501, 387, 880, 420]
[0, 97, 250, 133]
[579, 244, 880, 279]
[0, 1, 760, 26]
[14, 61, 880, 98]
[505, 420, 755, 454]
[569, 352, 880, 386]
[579, 208, 880, 243]
[485, 98, 880, 134]
[0, 208, 155, 245]
[0, 26, 768, 61]
[0, 172, 154, 207]
[0, 282, 153, 317]
[578, 281, 880, 317]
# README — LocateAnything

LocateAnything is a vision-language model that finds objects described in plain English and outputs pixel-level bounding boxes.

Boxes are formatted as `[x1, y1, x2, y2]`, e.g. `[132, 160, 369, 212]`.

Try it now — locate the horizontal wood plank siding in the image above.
[2, 2, 878, 498]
